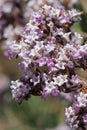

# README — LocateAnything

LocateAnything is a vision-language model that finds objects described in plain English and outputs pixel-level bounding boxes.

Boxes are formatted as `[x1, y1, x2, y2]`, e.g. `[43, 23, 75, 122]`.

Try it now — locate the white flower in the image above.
[65, 106, 75, 119]
[45, 44, 55, 53]
[58, 48, 69, 61]
[71, 32, 83, 45]
[80, 44, 87, 54]
[44, 81, 56, 94]
[55, 61, 66, 70]
[10, 80, 23, 99]
[65, 106, 77, 125]
[9, 40, 22, 54]
[69, 9, 81, 18]
[77, 92, 87, 107]
[53, 75, 68, 86]
[10, 80, 23, 89]
[43, 5, 60, 18]
[29, 41, 45, 57]
[63, 32, 71, 42]
[23, 23, 39, 43]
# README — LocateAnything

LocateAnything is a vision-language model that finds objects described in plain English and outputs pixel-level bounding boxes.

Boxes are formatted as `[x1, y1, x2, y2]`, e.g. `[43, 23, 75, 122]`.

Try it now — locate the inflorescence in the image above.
[4, 2, 87, 130]
[0, 0, 79, 40]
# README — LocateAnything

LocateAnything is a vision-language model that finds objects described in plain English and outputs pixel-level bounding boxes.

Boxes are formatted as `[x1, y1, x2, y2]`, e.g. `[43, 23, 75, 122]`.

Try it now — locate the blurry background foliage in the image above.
[0, 0, 87, 130]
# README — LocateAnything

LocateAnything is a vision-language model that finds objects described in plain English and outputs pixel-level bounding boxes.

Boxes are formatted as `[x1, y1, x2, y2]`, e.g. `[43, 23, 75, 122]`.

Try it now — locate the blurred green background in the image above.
[0, 0, 87, 130]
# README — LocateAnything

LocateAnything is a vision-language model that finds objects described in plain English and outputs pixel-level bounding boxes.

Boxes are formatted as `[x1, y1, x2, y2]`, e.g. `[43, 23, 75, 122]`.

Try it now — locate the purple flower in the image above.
[67, 61, 74, 68]
[51, 88, 60, 97]
[4, 49, 15, 60]
[71, 50, 83, 59]
[83, 114, 87, 123]
[70, 75, 80, 85]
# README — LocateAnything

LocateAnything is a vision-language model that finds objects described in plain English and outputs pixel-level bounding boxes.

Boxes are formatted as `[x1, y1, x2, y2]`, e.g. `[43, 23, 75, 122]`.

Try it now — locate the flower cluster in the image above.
[6, 4, 85, 103]
[1, 0, 62, 57]
[1, 0, 80, 62]
[65, 92, 87, 130]
[0, 0, 79, 41]
[0, 0, 63, 41]
[3, 1, 87, 130]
